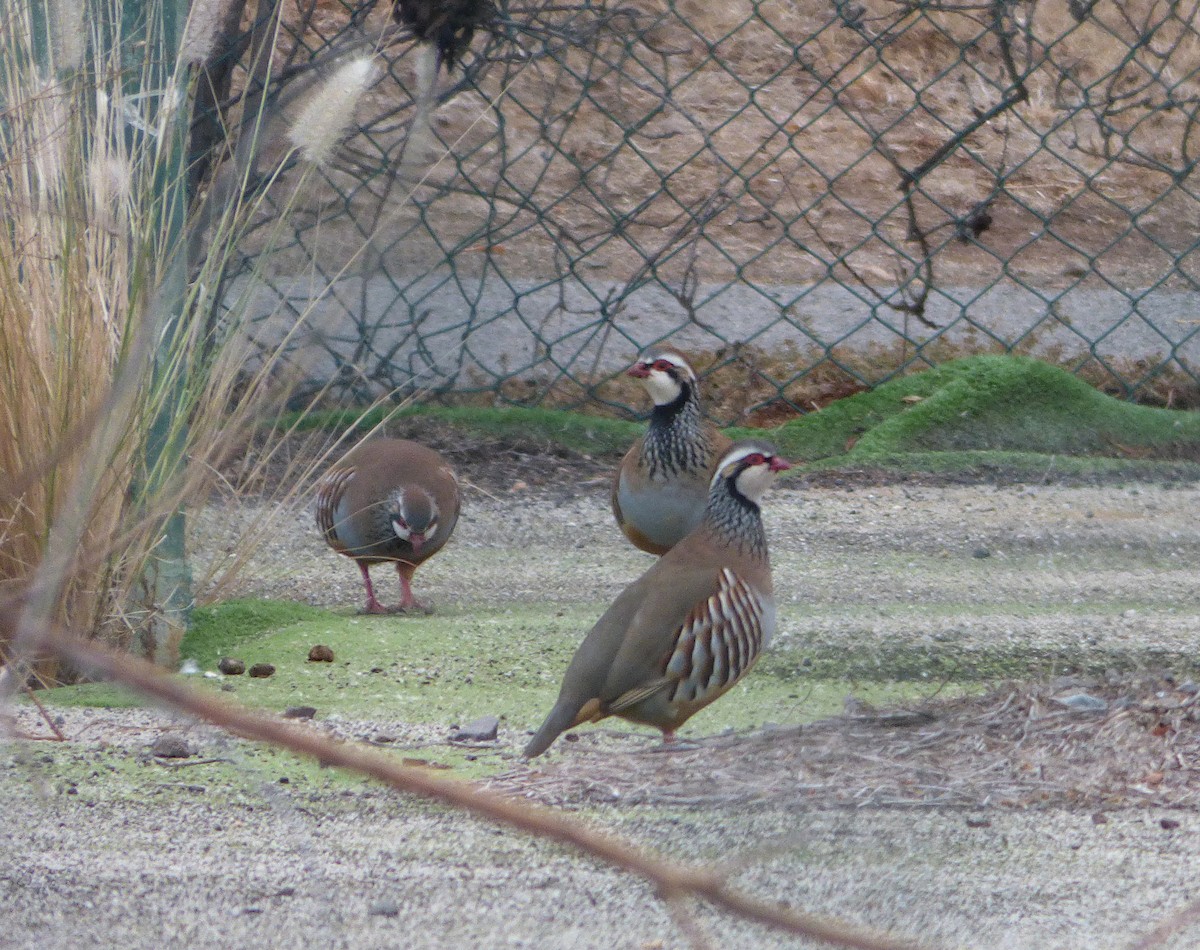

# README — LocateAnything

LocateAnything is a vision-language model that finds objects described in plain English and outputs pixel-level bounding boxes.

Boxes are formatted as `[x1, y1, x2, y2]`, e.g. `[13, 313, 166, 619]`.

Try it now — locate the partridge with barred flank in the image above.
[612, 348, 732, 556]
[526, 440, 790, 757]
[315, 438, 460, 614]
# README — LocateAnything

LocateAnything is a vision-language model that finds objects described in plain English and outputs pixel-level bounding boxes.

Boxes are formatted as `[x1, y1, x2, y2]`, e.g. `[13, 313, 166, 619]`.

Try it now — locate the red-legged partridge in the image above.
[612, 348, 732, 556]
[526, 440, 790, 757]
[315, 438, 460, 614]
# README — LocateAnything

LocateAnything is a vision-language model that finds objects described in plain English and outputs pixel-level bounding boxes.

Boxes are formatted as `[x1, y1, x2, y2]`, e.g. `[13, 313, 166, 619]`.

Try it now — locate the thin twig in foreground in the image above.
[21, 683, 67, 741]
[1127, 897, 1200, 950]
[44, 632, 928, 950]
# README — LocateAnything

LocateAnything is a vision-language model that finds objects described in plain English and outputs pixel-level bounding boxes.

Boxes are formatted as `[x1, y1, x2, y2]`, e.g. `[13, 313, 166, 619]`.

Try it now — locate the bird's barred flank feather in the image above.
[315, 466, 356, 550]
[663, 568, 767, 705]
[529, 439, 784, 757]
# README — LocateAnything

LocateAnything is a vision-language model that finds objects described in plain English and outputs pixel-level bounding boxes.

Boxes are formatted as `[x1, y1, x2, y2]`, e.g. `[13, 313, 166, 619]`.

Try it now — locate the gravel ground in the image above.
[5, 475, 1200, 949]
[198, 475, 1200, 658]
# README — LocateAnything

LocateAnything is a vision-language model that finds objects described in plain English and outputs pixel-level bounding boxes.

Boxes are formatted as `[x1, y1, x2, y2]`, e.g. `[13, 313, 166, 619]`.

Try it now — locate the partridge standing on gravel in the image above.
[315, 438, 460, 614]
[612, 348, 732, 556]
[526, 440, 790, 757]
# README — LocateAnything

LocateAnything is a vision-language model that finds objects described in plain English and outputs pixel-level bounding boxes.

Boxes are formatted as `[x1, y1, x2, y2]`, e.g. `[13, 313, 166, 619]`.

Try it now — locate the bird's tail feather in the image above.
[523, 700, 583, 759]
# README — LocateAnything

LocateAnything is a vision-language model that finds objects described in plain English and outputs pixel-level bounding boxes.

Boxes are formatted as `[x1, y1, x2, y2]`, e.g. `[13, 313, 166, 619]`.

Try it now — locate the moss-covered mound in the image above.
[763, 356, 1200, 475]
[291, 356, 1200, 478]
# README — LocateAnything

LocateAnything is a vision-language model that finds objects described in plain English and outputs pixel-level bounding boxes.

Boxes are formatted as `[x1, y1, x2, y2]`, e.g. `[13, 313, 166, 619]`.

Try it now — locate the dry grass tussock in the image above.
[0, 17, 165, 660]
[493, 673, 1200, 812]
[0, 2, 393, 675]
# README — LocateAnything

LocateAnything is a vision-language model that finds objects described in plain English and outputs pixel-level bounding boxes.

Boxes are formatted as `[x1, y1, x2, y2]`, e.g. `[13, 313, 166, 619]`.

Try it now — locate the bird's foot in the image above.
[389, 600, 433, 616]
[360, 599, 390, 616]
[645, 735, 699, 753]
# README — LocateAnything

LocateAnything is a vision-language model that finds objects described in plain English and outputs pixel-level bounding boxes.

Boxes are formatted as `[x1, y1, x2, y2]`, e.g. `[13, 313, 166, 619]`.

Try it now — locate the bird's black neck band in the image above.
[705, 477, 768, 558]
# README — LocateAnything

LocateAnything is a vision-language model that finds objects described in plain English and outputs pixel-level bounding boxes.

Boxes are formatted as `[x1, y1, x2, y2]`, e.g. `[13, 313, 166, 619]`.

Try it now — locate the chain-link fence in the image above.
[202, 0, 1200, 424]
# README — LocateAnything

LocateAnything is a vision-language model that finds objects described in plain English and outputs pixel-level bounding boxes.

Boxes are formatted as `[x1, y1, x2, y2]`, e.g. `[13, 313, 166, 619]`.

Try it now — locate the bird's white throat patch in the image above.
[732, 462, 778, 502]
[643, 368, 684, 406]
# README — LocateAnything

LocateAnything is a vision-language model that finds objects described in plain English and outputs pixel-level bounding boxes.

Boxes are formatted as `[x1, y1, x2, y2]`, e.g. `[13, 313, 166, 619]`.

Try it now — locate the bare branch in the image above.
[39, 630, 930, 950]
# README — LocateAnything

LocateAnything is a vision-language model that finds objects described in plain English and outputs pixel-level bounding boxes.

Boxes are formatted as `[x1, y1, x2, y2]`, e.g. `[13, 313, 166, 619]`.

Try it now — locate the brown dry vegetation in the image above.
[495, 674, 1200, 812]
[188, 0, 1200, 415]
[254, 0, 1200, 286]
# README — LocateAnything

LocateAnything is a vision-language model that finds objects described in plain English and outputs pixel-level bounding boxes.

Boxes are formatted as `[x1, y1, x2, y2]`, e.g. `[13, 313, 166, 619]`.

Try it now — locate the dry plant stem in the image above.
[1127, 897, 1200, 950]
[5, 275, 165, 698]
[896, 0, 1029, 190]
[20, 684, 66, 742]
[46, 632, 927, 950]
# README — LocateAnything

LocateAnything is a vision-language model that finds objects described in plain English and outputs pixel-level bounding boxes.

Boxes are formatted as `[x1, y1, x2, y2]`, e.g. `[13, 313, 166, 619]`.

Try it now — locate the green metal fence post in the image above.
[122, 0, 194, 664]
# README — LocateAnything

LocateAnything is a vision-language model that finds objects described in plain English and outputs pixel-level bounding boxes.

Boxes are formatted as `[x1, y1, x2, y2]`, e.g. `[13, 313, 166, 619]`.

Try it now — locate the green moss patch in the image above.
[182, 598, 334, 667]
[23, 682, 144, 709]
[769, 356, 1200, 471]
[288, 404, 640, 458]
[286, 356, 1200, 480]
[122, 596, 1200, 739]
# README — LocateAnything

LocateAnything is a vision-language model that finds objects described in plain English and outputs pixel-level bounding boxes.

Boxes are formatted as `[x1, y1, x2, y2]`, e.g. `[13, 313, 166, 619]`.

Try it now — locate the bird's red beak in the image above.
[627, 362, 651, 379]
[409, 533, 425, 553]
[769, 456, 792, 472]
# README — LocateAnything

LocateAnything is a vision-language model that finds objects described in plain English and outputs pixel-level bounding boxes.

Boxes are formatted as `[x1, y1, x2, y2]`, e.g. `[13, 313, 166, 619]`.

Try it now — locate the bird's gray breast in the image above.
[333, 492, 392, 558]
[617, 470, 708, 550]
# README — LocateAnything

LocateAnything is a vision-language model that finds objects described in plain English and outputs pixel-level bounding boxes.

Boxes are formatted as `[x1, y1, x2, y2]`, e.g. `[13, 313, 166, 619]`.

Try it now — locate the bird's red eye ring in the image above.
[744, 452, 766, 466]
[652, 359, 676, 372]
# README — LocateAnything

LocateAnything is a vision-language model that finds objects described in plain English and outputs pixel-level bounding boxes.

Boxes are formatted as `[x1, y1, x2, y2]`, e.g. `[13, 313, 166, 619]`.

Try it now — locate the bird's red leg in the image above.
[649, 729, 696, 753]
[394, 561, 428, 613]
[358, 562, 387, 615]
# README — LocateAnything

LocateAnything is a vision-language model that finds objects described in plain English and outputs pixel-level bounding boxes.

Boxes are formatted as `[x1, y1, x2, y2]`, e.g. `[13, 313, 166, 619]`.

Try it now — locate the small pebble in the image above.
[249, 663, 275, 678]
[1052, 693, 1108, 713]
[972, 547, 991, 559]
[1161, 818, 1181, 831]
[369, 900, 400, 918]
[283, 706, 317, 720]
[218, 657, 245, 676]
[450, 715, 499, 742]
[308, 645, 335, 663]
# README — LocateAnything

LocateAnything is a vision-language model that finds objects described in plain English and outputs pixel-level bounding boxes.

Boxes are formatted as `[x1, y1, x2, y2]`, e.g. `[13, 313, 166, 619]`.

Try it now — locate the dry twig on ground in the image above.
[27, 627, 927, 950]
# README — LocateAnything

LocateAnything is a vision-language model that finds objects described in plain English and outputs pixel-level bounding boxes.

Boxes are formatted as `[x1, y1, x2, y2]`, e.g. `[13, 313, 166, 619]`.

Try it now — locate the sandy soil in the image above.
[5, 468, 1200, 949]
